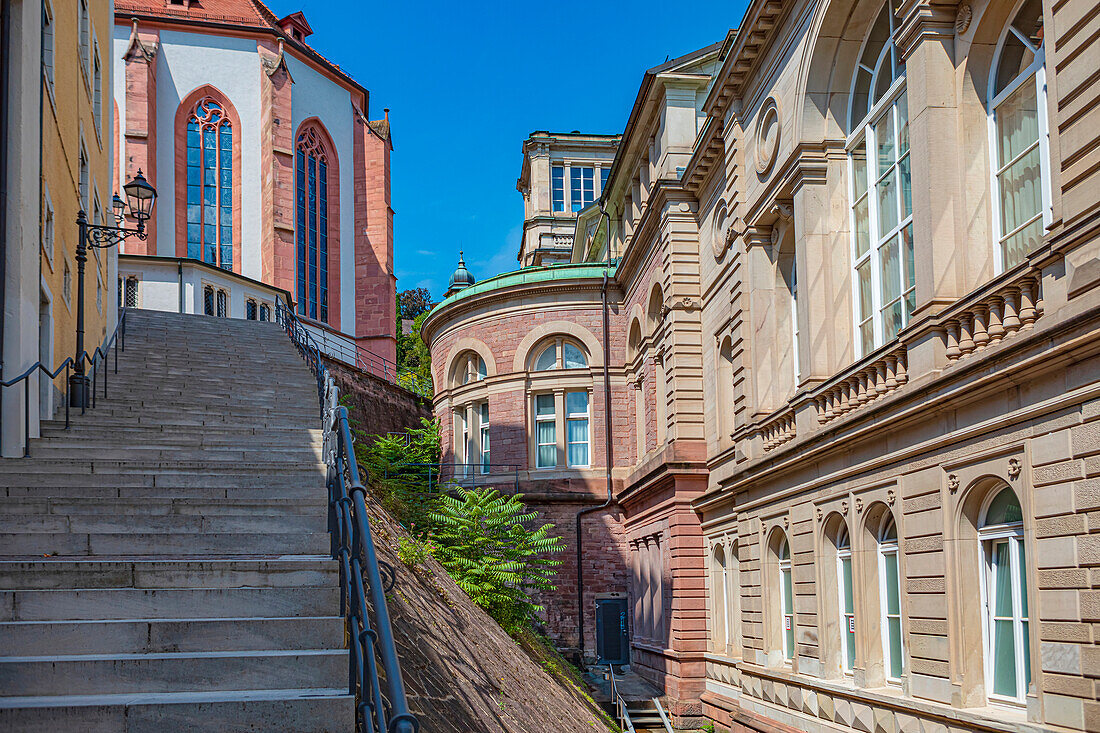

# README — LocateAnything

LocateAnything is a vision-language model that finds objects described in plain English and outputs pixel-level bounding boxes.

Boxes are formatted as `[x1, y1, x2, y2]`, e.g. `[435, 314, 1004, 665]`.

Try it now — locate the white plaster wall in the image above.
[285, 55, 357, 333]
[121, 260, 280, 320]
[112, 27, 127, 209]
[117, 31, 264, 278]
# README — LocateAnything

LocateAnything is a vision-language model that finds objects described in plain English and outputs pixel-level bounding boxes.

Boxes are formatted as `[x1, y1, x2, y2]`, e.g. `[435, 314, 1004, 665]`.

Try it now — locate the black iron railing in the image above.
[0, 309, 127, 456]
[275, 297, 418, 733]
[383, 462, 521, 495]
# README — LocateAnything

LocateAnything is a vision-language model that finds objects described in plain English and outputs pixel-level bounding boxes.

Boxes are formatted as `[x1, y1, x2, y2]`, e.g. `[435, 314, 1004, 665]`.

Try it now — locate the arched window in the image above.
[979, 487, 1029, 703]
[123, 276, 139, 309]
[532, 338, 587, 371]
[848, 1, 913, 357]
[717, 336, 735, 443]
[989, 0, 1047, 272]
[296, 128, 330, 322]
[216, 289, 227, 318]
[259, 303, 271, 321]
[778, 535, 794, 662]
[878, 514, 904, 682]
[453, 352, 487, 386]
[710, 544, 728, 653]
[203, 285, 214, 316]
[186, 98, 233, 269]
[836, 524, 856, 674]
[246, 299, 257, 320]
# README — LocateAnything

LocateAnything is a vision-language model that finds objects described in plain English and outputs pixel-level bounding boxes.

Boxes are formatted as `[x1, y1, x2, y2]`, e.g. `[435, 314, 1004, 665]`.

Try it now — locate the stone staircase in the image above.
[0, 310, 353, 731]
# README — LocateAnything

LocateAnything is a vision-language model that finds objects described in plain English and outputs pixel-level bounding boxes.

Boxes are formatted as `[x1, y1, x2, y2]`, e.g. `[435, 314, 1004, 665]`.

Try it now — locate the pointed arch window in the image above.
[186, 98, 233, 269]
[296, 128, 329, 322]
[848, 1, 913, 357]
[989, 0, 1048, 272]
[980, 487, 1030, 703]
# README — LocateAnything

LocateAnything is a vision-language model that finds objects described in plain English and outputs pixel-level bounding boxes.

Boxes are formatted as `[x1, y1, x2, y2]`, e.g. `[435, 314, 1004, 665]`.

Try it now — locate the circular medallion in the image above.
[755, 98, 780, 176]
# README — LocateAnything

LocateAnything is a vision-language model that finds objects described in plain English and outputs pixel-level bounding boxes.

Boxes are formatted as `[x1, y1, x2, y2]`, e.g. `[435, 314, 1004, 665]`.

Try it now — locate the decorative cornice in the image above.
[894, 2, 960, 60]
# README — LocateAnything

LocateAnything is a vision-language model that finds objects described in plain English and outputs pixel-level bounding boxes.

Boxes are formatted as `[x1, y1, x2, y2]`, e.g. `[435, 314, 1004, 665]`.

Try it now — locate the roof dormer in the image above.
[277, 11, 313, 43]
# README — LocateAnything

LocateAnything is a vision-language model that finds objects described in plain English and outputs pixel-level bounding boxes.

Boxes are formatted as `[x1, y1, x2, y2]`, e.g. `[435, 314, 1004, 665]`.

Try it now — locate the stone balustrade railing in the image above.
[756, 409, 796, 452]
[937, 275, 1042, 363]
[552, 235, 574, 248]
[813, 345, 908, 426]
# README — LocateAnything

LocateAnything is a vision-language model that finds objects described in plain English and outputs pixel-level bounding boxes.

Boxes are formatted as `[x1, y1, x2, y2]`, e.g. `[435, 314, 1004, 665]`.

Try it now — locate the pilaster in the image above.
[122, 22, 159, 256]
[258, 39, 295, 292]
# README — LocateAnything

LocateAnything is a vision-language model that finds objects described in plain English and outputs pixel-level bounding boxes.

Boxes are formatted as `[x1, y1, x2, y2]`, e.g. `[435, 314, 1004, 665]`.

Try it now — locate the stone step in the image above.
[0, 514, 327, 534]
[1, 586, 340, 621]
[26, 446, 322, 463]
[0, 460, 328, 475]
[0, 616, 344, 656]
[0, 686, 353, 733]
[0, 558, 335, 590]
[0, 531, 329, 557]
[5, 487, 328, 501]
[0, 497, 327, 516]
[0, 648, 345, 696]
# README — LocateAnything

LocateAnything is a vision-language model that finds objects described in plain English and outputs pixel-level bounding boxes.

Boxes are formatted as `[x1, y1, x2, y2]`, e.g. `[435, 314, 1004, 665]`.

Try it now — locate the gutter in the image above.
[574, 205, 617, 661]
[0, 0, 11, 379]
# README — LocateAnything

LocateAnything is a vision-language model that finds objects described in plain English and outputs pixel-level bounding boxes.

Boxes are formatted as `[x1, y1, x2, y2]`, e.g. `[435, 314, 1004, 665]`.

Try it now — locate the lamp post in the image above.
[70, 170, 157, 408]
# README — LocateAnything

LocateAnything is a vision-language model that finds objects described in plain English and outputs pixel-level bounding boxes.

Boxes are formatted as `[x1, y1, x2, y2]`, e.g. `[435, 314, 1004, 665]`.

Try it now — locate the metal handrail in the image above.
[275, 297, 418, 733]
[608, 667, 635, 733]
[652, 697, 674, 733]
[383, 462, 521, 495]
[0, 309, 127, 456]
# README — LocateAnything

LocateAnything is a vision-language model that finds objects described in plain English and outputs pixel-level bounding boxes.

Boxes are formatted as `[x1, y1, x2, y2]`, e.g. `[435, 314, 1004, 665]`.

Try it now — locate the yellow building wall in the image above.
[39, 0, 115, 410]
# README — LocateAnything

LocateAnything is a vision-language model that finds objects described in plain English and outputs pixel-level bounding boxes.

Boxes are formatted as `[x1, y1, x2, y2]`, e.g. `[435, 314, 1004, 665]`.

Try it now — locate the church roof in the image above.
[115, 1, 367, 98]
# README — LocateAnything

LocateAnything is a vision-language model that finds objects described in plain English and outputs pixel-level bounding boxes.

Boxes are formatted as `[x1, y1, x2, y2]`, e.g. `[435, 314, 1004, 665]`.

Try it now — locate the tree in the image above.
[430, 489, 565, 630]
[398, 287, 433, 321]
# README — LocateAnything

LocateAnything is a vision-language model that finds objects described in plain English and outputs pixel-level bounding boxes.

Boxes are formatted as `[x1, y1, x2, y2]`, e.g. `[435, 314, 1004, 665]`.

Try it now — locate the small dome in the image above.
[446, 251, 475, 296]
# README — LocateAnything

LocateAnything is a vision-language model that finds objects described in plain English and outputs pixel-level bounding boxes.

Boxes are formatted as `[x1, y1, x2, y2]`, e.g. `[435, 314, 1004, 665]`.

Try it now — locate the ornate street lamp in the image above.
[70, 170, 157, 407]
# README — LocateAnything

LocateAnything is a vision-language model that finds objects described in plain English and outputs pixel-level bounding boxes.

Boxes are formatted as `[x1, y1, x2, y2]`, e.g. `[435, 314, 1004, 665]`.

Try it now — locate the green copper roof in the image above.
[430, 262, 615, 315]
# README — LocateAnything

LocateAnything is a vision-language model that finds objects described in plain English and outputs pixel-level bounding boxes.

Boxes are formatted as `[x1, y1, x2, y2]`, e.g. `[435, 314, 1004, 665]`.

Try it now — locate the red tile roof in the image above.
[115, 0, 279, 29]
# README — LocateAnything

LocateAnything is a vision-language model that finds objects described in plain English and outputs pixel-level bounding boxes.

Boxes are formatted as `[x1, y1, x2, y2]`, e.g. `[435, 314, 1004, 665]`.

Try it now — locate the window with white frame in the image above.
[535, 393, 556, 468]
[570, 166, 595, 213]
[532, 338, 587, 371]
[878, 514, 904, 681]
[565, 390, 589, 467]
[783, 256, 800, 384]
[600, 166, 609, 193]
[779, 536, 794, 661]
[848, 1, 913, 358]
[989, 0, 1048, 272]
[42, 0, 54, 93]
[42, 183, 54, 262]
[836, 524, 855, 673]
[63, 259, 72, 306]
[79, 0, 90, 80]
[456, 352, 487, 385]
[551, 165, 565, 213]
[479, 402, 490, 473]
[980, 487, 1030, 704]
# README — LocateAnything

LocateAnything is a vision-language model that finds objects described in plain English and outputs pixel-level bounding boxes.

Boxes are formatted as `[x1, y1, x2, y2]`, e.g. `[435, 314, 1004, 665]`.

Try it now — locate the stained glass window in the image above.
[186, 98, 233, 270]
[296, 128, 330, 322]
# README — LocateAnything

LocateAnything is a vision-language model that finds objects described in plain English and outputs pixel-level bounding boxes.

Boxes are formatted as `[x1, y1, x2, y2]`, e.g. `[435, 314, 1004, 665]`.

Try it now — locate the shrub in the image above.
[430, 488, 564, 630]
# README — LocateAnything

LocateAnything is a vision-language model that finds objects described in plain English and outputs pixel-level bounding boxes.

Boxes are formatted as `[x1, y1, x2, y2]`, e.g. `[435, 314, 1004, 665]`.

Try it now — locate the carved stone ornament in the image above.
[841, 500, 849, 515]
[815, 507, 823, 522]
[712, 202, 730, 259]
[1008, 458, 1022, 479]
[886, 489, 896, 506]
[783, 516, 790, 530]
[947, 474, 960, 493]
[755, 97, 780, 176]
[855, 497, 864, 514]
[955, 4, 973, 35]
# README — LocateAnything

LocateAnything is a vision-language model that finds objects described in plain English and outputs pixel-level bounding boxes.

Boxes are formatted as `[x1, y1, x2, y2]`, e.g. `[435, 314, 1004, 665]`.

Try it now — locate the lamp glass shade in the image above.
[111, 193, 126, 219]
[123, 170, 157, 222]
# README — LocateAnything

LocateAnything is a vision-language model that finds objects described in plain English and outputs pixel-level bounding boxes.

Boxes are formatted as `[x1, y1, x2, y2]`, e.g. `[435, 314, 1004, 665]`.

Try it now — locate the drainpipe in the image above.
[177, 259, 183, 312]
[0, 0, 12, 379]
[575, 207, 616, 661]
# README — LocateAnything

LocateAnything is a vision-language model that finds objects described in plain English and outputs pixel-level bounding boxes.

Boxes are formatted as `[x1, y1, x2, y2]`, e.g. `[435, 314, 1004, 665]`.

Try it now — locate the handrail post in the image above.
[23, 379, 30, 458]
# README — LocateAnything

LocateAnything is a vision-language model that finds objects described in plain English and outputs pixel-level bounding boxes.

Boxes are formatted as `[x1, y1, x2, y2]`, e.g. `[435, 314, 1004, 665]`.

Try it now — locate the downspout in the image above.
[0, 0, 12, 379]
[575, 206, 616, 661]
[177, 259, 183, 313]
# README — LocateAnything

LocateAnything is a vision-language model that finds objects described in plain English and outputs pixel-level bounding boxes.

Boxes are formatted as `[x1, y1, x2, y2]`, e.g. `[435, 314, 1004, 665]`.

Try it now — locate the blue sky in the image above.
[265, 0, 747, 300]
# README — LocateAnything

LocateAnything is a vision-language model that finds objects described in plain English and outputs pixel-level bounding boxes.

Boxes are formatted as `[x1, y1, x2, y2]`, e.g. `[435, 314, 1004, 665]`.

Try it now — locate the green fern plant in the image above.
[430, 488, 564, 629]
